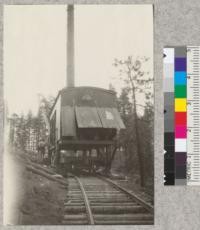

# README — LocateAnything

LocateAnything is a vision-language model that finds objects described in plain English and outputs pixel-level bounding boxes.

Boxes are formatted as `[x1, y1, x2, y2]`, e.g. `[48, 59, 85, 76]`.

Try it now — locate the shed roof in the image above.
[61, 105, 125, 137]
[97, 107, 125, 129]
[75, 106, 102, 128]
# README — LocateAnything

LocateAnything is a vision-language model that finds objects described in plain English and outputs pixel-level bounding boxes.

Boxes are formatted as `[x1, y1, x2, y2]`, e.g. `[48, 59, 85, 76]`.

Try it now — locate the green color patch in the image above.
[175, 85, 187, 98]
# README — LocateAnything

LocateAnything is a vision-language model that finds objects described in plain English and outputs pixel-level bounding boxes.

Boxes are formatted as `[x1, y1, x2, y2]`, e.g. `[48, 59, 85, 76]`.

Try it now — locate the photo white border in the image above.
[1, 0, 200, 229]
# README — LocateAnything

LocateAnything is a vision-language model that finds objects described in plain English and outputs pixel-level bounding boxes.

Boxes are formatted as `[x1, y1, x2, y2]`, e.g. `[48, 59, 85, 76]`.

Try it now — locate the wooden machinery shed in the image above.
[49, 86, 125, 151]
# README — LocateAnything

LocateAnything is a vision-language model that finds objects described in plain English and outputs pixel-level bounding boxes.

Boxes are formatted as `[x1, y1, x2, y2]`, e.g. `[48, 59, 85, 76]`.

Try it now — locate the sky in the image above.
[4, 4, 153, 115]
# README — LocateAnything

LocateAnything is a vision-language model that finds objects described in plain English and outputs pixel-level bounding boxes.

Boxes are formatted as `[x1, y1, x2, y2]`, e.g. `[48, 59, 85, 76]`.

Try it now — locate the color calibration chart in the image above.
[164, 46, 200, 186]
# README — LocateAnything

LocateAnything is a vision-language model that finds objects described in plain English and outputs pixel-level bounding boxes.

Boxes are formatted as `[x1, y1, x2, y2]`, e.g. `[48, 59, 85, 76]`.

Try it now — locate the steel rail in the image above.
[98, 176, 154, 213]
[74, 176, 95, 225]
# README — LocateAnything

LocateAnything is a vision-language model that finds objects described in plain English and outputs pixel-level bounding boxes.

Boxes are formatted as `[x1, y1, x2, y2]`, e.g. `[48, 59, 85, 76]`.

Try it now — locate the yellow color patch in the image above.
[175, 99, 187, 112]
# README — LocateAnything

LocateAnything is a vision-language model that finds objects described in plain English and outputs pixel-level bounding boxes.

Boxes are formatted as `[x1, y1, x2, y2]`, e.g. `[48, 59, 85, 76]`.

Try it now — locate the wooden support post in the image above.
[55, 144, 60, 172]
[89, 150, 92, 173]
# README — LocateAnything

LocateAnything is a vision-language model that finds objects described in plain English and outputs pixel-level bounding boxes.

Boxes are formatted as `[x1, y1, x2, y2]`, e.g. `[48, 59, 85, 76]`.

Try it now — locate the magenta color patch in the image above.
[175, 126, 187, 138]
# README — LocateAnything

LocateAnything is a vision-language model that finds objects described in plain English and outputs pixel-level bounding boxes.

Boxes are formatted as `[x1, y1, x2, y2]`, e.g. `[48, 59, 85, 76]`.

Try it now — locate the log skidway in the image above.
[62, 175, 153, 225]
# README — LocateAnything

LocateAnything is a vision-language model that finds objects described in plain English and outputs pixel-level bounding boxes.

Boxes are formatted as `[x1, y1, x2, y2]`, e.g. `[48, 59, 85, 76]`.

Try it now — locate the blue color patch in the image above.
[175, 58, 186, 71]
[175, 71, 186, 85]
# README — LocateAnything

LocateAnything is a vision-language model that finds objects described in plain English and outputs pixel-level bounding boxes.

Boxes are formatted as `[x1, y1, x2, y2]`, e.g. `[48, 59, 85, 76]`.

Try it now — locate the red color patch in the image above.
[175, 112, 187, 125]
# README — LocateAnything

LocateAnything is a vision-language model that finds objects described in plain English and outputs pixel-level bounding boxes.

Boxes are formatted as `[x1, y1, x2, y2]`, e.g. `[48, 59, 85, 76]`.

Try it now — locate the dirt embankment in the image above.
[19, 170, 66, 225]
[5, 150, 67, 225]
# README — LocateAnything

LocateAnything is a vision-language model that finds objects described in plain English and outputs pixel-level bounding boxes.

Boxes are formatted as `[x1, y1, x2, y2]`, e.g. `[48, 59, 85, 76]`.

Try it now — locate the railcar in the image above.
[49, 86, 125, 173]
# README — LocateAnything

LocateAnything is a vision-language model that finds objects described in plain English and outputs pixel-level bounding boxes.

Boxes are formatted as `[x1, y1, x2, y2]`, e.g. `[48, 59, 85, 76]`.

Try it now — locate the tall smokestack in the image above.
[67, 5, 75, 87]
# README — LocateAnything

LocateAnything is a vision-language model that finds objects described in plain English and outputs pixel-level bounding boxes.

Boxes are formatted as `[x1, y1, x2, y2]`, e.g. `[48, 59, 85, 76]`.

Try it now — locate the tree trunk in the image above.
[106, 146, 118, 173]
[130, 77, 145, 187]
[134, 115, 145, 187]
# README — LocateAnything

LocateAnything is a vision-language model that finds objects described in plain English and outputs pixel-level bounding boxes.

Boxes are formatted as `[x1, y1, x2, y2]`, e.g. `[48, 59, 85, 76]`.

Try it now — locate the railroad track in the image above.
[62, 175, 153, 225]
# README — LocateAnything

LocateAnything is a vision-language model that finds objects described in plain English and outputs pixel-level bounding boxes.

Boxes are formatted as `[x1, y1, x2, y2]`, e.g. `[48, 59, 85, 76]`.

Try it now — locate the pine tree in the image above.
[117, 87, 132, 125]
[16, 114, 28, 150]
[114, 56, 153, 187]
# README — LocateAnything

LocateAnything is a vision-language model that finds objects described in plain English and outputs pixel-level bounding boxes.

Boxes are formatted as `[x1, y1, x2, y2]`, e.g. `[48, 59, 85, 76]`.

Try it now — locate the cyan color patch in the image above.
[175, 71, 186, 85]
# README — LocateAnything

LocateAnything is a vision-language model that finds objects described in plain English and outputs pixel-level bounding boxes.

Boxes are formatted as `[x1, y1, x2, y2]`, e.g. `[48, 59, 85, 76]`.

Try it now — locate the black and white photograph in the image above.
[3, 4, 154, 225]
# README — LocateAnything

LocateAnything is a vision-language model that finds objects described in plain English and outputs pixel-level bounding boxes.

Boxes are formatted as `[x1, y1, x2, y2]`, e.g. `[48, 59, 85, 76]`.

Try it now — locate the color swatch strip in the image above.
[164, 46, 200, 186]
[164, 48, 175, 185]
[174, 47, 187, 185]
